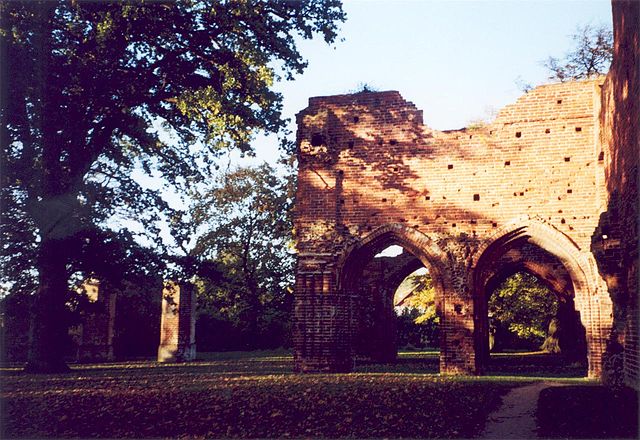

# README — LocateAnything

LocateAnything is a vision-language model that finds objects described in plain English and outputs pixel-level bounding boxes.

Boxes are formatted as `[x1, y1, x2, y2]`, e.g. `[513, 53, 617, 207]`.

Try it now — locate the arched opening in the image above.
[338, 225, 446, 372]
[484, 270, 587, 376]
[394, 267, 440, 371]
[473, 219, 598, 377]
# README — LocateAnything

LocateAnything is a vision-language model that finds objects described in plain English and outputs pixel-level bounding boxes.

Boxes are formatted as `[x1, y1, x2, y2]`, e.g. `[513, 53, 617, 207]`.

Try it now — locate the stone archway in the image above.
[354, 250, 423, 363]
[471, 217, 612, 378]
[294, 223, 483, 374]
[337, 224, 448, 368]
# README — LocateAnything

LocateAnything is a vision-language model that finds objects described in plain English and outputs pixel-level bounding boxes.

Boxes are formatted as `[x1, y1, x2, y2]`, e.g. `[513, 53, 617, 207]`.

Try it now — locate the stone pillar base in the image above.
[440, 363, 478, 376]
[158, 343, 196, 363]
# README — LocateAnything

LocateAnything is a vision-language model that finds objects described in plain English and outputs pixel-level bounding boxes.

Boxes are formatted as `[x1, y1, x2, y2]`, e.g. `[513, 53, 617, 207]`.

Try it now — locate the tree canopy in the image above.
[488, 272, 557, 351]
[544, 24, 613, 81]
[0, 0, 345, 371]
[191, 163, 295, 349]
[394, 271, 439, 349]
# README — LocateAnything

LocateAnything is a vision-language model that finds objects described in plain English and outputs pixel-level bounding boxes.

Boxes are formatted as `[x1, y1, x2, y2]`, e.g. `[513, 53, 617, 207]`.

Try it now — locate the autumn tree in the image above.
[190, 163, 295, 349]
[0, 0, 345, 372]
[544, 24, 613, 81]
[395, 271, 439, 349]
[488, 272, 557, 351]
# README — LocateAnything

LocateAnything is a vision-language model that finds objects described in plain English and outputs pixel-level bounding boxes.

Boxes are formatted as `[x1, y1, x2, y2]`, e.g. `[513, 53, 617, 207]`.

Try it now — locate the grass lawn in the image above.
[0, 350, 523, 439]
[358, 349, 588, 378]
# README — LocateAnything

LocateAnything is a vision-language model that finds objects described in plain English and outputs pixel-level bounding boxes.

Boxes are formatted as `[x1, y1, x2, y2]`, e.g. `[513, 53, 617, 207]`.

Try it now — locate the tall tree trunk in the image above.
[243, 278, 261, 349]
[21, 1, 70, 373]
[25, 237, 71, 373]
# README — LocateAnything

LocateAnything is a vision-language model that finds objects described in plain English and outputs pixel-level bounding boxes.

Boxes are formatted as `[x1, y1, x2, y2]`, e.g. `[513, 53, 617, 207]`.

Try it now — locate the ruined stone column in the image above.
[157, 281, 196, 362]
[294, 257, 353, 372]
[376, 287, 399, 363]
[438, 239, 478, 375]
[77, 279, 116, 362]
[440, 293, 476, 375]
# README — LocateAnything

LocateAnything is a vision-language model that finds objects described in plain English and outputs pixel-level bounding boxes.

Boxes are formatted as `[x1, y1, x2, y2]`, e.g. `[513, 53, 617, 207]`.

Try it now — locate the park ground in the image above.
[0, 350, 637, 439]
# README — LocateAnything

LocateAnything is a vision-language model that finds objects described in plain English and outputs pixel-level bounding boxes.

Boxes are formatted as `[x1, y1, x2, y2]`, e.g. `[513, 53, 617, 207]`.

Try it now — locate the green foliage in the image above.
[396, 307, 439, 350]
[544, 24, 613, 81]
[405, 272, 437, 324]
[0, 292, 33, 362]
[190, 163, 295, 349]
[395, 272, 439, 349]
[489, 272, 557, 350]
[112, 279, 163, 359]
[0, 0, 344, 369]
[350, 82, 379, 93]
[1, 0, 344, 280]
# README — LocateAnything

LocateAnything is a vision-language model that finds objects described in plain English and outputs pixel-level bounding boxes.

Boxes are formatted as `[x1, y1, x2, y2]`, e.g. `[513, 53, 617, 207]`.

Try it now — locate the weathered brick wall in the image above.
[157, 281, 196, 362]
[294, 78, 614, 376]
[596, 0, 639, 388]
[75, 279, 116, 362]
[297, 80, 604, 250]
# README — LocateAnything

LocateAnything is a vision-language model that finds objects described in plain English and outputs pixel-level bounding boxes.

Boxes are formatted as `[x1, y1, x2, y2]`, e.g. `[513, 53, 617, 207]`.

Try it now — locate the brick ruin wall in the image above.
[157, 281, 196, 362]
[295, 80, 605, 259]
[293, 0, 638, 379]
[596, 0, 639, 388]
[294, 76, 616, 376]
[67, 279, 116, 362]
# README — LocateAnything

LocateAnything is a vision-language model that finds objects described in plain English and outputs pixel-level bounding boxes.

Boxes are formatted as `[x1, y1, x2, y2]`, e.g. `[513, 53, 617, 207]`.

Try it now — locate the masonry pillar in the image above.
[157, 281, 196, 362]
[77, 279, 116, 362]
[438, 242, 478, 375]
[294, 257, 352, 372]
[586, 290, 614, 379]
[440, 294, 476, 374]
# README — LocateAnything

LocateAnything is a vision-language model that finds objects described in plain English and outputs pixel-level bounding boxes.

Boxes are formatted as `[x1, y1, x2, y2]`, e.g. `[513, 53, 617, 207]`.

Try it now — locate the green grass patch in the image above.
[537, 385, 639, 438]
[486, 351, 588, 378]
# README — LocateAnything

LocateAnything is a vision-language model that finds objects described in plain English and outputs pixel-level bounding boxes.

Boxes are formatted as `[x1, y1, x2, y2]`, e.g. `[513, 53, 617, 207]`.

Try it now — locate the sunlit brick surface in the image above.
[157, 282, 196, 362]
[293, 56, 636, 379]
[596, 0, 639, 389]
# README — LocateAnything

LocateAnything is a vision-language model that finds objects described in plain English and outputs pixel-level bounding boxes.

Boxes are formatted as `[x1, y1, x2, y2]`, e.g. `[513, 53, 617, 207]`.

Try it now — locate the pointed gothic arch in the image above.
[471, 217, 612, 377]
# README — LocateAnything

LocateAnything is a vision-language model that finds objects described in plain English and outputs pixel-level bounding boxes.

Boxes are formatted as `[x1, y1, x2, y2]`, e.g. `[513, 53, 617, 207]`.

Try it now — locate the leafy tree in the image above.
[405, 273, 436, 324]
[0, 0, 345, 372]
[544, 24, 613, 81]
[395, 271, 439, 349]
[190, 163, 295, 349]
[488, 272, 557, 351]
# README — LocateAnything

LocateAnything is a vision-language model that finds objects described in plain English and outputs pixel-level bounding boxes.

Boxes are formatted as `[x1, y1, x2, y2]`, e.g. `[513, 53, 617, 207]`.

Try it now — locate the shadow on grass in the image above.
[355, 350, 440, 374]
[486, 351, 588, 378]
[0, 349, 294, 378]
[537, 385, 639, 439]
[1, 349, 587, 379]
[354, 350, 587, 378]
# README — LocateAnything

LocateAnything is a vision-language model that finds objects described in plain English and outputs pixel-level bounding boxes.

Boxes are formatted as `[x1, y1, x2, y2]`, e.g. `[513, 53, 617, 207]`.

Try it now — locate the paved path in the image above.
[481, 381, 565, 439]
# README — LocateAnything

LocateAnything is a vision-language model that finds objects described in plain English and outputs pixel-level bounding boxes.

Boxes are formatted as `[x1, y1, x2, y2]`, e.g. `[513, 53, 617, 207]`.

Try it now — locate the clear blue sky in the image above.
[244, 0, 612, 165]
